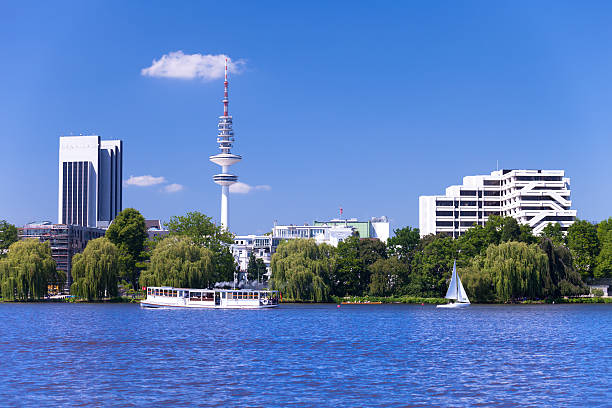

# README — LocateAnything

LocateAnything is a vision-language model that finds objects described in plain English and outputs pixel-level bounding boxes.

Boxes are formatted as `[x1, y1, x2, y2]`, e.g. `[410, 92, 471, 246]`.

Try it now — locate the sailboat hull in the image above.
[436, 302, 470, 308]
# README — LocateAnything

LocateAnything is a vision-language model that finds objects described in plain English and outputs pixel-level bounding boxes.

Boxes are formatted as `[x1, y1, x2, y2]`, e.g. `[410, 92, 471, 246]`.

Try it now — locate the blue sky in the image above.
[1, 1, 611, 235]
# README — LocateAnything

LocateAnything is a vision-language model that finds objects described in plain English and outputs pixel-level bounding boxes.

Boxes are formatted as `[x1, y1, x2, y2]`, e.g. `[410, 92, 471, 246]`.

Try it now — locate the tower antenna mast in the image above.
[209, 57, 242, 230]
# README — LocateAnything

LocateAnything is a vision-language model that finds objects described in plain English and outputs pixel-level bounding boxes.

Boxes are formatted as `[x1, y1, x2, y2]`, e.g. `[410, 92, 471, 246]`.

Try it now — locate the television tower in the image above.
[209, 58, 241, 230]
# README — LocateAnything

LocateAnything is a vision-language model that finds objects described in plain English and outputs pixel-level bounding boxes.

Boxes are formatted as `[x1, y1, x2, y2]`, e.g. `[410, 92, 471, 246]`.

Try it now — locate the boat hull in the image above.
[140, 301, 278, 309]
[436, 302, 470, 308]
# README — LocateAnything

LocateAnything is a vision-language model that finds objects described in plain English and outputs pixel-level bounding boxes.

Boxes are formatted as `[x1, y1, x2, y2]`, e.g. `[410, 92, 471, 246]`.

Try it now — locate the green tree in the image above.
[461, 241, 548, 302]
[105, 208, 148, 287]
[0, 239, 57, 300]
[165, 211, 235, 282]
[538, 238, 587, 297]
[139, 236, 215, 288]
[387, 226, 420, 261]
[541, 222, 565, 246]
[593, 218, 612, 278]
[0, 220, 18, 257]
[368, 257, 410, 297]
[270, 239, 334, 302]
[409, 234, 458, 297]
[500, 217, 521, 242]
[333, 236, 385, 296]
[246, 254, 267, 282]
[566, 219, 600, 280]
[70, 237, 120, 300]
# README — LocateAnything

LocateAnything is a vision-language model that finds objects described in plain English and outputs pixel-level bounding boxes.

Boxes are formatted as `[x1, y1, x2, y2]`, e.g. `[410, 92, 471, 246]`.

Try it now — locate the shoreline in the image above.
[1, 296, 611, 305]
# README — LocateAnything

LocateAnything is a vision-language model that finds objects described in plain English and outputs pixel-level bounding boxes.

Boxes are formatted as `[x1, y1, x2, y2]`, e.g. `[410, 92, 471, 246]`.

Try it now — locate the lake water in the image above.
[0, 303, 610, 407]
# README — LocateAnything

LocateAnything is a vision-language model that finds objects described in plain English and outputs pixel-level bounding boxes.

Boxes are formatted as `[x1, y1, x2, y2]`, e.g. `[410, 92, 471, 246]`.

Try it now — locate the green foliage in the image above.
[594, 218, 612, 278]
[270, 239, 335, 302]
[386, 226, 419, 261]
[70, 237, 120, 300]
[566, 219, 600, 280]
[333, 236, 386, 297]
[538, 238, 587, 297]
[166, 211, 233, 248]
[0, 239, 57, 300]
[139, 236, 215, 289]
[246, 254, 267, 282]
[541, 222, 565, 246]
[461, 241, 548, 302]
[0, 220, 18, 257]
[409, 234, 458, 297]
[105, 208, 148, 287]
[165, 211, 236, 282]
[368, 257, 409, 297]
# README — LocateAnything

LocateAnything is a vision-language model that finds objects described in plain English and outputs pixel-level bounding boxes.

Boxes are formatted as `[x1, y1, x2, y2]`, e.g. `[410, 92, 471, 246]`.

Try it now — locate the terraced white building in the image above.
[419, 169, 576, 237]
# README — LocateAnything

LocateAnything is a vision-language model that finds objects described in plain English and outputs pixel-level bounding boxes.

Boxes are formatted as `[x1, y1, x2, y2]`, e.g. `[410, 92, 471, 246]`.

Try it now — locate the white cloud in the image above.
[162, 183, 184, 193]
[126, 175, 166, 187]
[141, 51, 246, 80]
[229, 182, 271, 194]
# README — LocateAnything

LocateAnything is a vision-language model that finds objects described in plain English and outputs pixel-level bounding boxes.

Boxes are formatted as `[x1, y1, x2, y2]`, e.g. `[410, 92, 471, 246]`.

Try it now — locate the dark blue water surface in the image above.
[0, 303, 610, 407]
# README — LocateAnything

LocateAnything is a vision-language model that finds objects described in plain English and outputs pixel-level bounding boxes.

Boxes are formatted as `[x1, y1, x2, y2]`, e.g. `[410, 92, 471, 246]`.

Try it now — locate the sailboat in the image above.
[437, 260, 470, 308]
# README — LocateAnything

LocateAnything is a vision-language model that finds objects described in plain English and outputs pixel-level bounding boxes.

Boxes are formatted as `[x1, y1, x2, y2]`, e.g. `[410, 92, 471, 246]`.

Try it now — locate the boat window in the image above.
[255, 292, 259, 299]
[184, 291, 189, 298]
[222, 292, 226, 299]
[237, 292, 243, 299]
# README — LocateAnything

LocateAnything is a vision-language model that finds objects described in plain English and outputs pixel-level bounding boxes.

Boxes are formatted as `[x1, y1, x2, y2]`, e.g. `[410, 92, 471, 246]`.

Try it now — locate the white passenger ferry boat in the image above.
[140, 287, 280, 309]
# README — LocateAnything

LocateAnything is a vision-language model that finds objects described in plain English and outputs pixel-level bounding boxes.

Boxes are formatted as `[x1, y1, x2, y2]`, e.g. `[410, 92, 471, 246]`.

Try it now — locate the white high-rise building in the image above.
[58, 135, 122, 228]
[419, 169, 576, 237]
[210, 59, 241, 231]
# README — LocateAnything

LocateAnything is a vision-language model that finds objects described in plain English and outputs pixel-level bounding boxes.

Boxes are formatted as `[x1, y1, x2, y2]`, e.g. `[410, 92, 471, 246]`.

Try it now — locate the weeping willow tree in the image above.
[539, 238, 587, 297]
[461, 241, 548, 302]
[71, 237, 120, 300]
[139, 236, 215, 289]
[270, 239, 335, 302]
[0, 239, 57, 301]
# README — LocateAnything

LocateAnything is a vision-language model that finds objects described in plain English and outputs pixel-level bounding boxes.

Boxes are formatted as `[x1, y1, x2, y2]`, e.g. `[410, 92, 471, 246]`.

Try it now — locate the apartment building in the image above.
[419, 169, 576, 237]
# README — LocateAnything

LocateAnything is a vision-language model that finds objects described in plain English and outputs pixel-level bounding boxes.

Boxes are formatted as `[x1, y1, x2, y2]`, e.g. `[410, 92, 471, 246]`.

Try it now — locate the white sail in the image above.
[457, 273, 470, 304]
[445, 260, 458, 300]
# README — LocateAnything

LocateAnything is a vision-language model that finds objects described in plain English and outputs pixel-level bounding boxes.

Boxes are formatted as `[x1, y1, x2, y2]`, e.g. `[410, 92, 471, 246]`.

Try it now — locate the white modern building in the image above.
[210, 59, 241, 231]
[231, 217, 391, 274]
[419, 169, 576, 237]
[58, 135, 122, 228]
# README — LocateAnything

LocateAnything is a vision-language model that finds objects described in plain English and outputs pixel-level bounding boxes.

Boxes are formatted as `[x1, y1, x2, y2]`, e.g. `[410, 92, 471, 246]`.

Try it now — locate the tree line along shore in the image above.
[0, 211, 611, 303]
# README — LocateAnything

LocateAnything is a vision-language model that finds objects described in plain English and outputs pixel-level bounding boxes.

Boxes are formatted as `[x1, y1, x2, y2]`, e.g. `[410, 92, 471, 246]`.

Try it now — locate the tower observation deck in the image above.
[209, 58, 241, 231]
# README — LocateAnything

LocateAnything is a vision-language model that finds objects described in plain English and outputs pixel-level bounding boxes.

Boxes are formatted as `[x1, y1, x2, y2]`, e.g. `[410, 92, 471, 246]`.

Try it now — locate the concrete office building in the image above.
[58, 135, 122, 228]
[419, 169, 576, 237]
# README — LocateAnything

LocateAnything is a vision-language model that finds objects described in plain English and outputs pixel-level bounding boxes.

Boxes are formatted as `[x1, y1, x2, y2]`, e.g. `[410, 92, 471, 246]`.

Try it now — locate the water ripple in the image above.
[0, 303, 610, 406]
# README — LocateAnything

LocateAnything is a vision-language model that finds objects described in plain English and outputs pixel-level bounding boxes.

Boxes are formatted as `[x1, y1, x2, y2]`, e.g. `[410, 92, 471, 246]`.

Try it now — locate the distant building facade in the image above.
[18, 222, 106, 288]
[58, 135, 122, 228]
[231, 217, 391, 275]
[313, 216, 390, 243]
[419, 169, 576, 237]
[145, 219, 169, 240]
